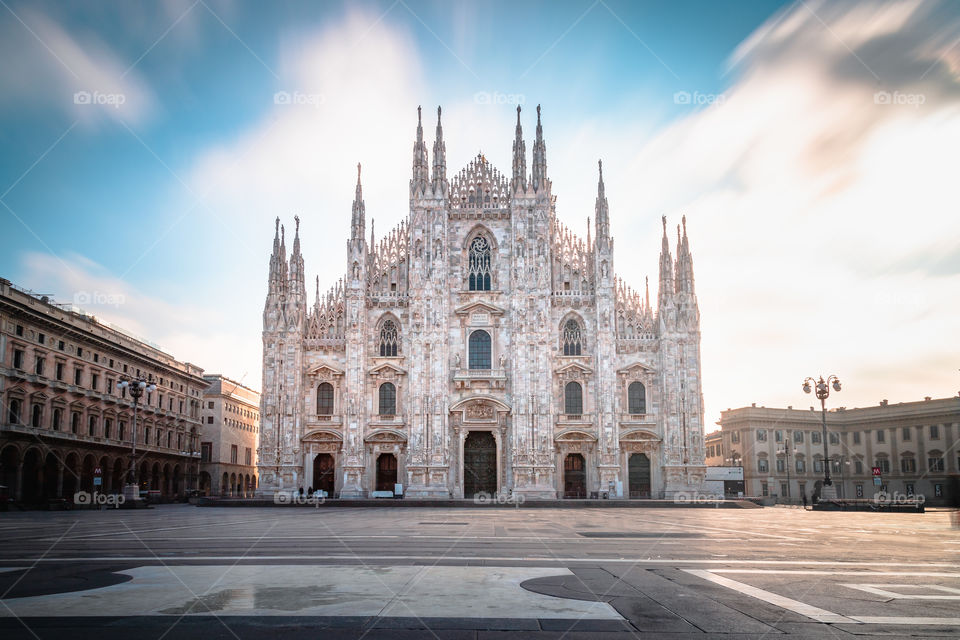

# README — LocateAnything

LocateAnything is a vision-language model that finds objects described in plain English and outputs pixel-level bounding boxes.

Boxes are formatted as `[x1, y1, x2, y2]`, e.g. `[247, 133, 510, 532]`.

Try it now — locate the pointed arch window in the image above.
[316, 382, 334, 416]
[628, 382, 646, 415]
[378, 382, 396, 416]
[564, 381, 583, 415]
[379, 319, 399, 357]
[468, 330, 491, 369]
[562, 319, 583, 356]
[468, 236, 492, 291]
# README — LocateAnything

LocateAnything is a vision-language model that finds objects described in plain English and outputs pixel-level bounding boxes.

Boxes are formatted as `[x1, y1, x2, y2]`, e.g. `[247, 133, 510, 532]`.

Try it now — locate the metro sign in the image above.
[872, 466, 882, 476]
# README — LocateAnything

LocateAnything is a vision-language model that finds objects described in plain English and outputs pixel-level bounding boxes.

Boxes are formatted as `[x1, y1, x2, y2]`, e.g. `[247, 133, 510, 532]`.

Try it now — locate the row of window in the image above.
[313, 380, 647, 417]
[10, 324, 194, 395]
[10, 347, 196, 416]
[749, 455, 953, 474]
[762, 481, 948, 500]
[734, 424, 947, 445]
[5, 398, 196, 450]
[374, 321, 588, 361]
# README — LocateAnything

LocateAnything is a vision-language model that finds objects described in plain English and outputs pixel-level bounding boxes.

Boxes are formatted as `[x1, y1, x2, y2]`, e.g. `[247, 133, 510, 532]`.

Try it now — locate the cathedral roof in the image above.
[450, 153, 510, 209]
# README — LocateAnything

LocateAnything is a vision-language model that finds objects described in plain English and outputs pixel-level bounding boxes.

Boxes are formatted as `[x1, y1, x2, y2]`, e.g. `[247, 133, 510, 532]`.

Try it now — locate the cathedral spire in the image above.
[595, 159, 610, 246]
[351, 162, 365, 240]
[292, 215, 301, 258]
[411, 105, 429, 194]
[676, 215, 695, 295]
[511, 104, 527, 192]
[531, 104, 547, 192]
[658, 215, 674, 307]
[431, 106, 447, 192]
[645, 276, 651, 312]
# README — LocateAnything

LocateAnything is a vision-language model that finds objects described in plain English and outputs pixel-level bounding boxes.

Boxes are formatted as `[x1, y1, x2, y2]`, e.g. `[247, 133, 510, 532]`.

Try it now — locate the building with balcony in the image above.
[0, 278, 206, 504]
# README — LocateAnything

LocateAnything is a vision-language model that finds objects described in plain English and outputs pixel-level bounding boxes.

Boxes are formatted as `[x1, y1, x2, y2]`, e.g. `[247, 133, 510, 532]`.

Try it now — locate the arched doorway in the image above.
[63, 453, 80, 500]
[0, 446, 18, 500]
[376, 454, 397, 492]
[112, 458, 125, 493]
[313, 453, 335, 496]
[563, 453, 586, 498]
[628, 453, 651, 498]
[21, 449, 42, 503]
[42, 453, 59, 500]
[463, 431, 497, 498]
[81, 455, 95, 493]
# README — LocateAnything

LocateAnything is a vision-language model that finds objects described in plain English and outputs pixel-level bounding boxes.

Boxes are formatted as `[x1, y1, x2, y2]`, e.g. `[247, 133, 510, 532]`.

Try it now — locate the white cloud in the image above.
[0, 8, 156, 125]
[18, 252, 256, 385]
[611, 0, 960, 426]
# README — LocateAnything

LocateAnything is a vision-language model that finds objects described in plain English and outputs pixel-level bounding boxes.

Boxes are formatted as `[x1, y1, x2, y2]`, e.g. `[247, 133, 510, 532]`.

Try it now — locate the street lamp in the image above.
[777, 436, 792, 503]
[802, 375, 841, 498]
[118, 375, 156, 502]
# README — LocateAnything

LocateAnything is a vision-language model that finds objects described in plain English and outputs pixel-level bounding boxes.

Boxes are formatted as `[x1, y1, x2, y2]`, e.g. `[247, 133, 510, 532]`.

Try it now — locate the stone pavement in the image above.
[0, 505, 958, 638]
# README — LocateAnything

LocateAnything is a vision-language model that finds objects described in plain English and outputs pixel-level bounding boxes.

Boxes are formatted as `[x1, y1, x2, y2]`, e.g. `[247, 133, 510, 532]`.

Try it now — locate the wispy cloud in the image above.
[612, 0, 960, 422]
[0, 7, 157, 125]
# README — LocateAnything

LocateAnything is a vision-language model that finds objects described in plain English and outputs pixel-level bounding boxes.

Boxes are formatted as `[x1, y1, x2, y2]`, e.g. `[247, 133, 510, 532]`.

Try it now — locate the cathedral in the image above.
[258, 105, 706, 500]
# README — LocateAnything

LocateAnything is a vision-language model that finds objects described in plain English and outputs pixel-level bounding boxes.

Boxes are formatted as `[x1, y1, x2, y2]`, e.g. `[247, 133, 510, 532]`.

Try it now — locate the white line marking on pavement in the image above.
[714, 570, 960, 577]
[683, 569, 854, 623]
[842, 584, 960, 599]
[852, 616, 960, 625]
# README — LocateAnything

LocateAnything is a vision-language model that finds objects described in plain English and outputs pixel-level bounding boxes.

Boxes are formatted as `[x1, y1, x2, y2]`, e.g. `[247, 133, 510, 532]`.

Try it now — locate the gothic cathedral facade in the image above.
[258, 106, 706, 499]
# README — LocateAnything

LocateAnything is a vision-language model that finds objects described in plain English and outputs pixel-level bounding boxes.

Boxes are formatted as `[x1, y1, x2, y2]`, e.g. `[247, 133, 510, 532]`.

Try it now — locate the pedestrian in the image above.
[308, 486, 313, 496]
[802, 493, 808, 509]
[299, 486, 304, 497]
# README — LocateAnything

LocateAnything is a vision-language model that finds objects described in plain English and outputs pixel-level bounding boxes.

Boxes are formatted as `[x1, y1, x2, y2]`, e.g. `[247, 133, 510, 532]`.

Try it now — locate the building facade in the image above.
[259, 106, 706, 499]
[200, 374, 260, 496]
[712, 397, 960, 505]
[0, 278, 206, 503]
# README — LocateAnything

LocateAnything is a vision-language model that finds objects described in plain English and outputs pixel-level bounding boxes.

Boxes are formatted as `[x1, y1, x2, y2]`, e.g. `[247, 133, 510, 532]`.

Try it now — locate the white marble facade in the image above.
[258, 106, 705, 499]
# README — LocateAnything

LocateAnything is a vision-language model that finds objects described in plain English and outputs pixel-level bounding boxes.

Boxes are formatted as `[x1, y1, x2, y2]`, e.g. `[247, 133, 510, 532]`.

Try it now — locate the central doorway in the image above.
[463, 431, 497, 498]
[313, 453, 335, 496]
[628, 453, 651, 498]
[376, 453, 397, 492]
[563, 453, 586, 498]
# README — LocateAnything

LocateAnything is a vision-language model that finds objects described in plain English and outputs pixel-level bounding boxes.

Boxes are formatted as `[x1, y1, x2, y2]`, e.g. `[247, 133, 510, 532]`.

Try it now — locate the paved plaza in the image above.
[0, 505, 959, 638]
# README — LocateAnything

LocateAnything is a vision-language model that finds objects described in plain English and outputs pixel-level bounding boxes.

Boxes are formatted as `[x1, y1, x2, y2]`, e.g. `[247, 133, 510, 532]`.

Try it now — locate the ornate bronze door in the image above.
[629, 453, 651, 498]
[563, 453, 586, 498]
[463, 431, 497, 498]
[376, 454, 398, 492]
[313, 453, 335, 496]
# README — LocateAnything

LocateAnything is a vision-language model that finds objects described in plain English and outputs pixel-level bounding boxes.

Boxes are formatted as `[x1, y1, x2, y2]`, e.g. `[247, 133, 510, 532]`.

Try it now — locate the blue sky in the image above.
[2, 0, 958, 425]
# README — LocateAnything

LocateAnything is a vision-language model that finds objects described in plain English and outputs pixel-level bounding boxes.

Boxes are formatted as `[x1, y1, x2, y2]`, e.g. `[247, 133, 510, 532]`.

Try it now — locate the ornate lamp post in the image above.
[802, 375, 841, 500]
[777, 436, 792, 503]
[118, 375, 156, 501]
